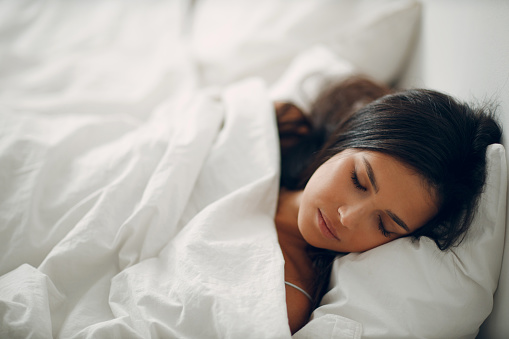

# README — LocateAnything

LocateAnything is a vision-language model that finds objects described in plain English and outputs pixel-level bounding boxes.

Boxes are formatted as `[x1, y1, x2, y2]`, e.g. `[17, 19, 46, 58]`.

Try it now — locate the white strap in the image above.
[285, 281, 313, 301]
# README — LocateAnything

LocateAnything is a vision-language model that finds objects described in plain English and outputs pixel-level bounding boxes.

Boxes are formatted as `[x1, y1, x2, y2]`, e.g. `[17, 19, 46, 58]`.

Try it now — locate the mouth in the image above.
[318, 209, 340, 241]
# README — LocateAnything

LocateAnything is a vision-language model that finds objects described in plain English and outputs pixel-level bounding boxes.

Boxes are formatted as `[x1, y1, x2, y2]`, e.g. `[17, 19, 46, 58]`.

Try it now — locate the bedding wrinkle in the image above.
[0, 90, 215, 336]
[0, 77, 291, 338]
[105, 80, 289, 338]
[0, 115, 130, 273]
[114, 93, 225, 267]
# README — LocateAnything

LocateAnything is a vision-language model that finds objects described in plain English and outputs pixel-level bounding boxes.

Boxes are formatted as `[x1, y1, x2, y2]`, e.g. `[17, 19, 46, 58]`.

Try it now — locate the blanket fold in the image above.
[0, 79, 291, 338]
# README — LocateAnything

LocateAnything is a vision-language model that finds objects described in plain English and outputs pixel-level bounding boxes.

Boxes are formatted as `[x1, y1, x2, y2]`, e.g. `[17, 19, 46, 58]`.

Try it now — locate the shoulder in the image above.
[285, 281, 312, 334]
[282, 250, 316, 334]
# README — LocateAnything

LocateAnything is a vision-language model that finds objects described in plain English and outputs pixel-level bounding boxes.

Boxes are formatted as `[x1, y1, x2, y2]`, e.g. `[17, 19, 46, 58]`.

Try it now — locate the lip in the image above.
[318, 209, 340, 241]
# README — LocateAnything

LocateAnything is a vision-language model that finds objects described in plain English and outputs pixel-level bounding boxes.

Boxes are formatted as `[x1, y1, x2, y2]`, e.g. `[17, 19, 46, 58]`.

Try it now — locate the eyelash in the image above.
[351, 170, 391, 238]
[350, 170, 366, 191]
[378, 215, 391, 238]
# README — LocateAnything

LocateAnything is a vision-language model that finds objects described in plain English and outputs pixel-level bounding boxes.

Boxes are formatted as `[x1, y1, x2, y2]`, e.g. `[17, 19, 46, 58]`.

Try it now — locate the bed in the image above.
[0, 1, 508, 338]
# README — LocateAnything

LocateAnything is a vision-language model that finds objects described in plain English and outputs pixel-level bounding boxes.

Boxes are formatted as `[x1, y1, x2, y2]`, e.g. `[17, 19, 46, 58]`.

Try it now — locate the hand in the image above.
[274, 102, 311, 150]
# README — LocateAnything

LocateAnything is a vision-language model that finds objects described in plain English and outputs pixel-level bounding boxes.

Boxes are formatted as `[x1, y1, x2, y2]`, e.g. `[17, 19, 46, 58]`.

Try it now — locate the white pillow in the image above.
[190, 0, 421, 87]
[296, 144, 507, 339]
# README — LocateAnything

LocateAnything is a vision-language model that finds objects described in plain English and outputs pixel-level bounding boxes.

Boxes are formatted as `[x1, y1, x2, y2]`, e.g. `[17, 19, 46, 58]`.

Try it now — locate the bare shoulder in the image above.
[285, 282, 312, 334]
[282, 250, 316, 334]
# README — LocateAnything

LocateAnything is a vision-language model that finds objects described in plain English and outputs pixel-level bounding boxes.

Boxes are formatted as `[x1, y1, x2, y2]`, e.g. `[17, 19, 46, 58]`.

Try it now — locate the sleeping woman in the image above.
[273, 76, 502, 333]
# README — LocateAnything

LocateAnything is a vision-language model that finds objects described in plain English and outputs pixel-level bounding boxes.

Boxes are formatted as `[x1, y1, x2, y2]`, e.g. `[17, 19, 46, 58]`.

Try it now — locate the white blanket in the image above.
[0, 74, 289, 337]
[0, 1, 296, 337]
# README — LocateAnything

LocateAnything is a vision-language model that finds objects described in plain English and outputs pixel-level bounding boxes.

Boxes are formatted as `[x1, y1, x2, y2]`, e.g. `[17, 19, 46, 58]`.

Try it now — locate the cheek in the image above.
[304, 163, 341, 201]
[296, 193, 315, 236]
[297, 188, 327, 247]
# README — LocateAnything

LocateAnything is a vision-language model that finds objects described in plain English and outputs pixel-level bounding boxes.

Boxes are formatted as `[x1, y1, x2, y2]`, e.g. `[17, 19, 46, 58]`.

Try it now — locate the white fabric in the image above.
[303, 144, 507, 339]
[191, 0, 421, 86]
[293, 314, 362, 339]
[0, 4, 292, 335]
[269, 46, 356, 114]
[0, 77, 291, 338]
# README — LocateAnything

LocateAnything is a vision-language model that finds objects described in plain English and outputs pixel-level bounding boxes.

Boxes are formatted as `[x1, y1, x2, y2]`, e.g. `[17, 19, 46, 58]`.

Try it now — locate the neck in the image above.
[275, 189, 308, 250]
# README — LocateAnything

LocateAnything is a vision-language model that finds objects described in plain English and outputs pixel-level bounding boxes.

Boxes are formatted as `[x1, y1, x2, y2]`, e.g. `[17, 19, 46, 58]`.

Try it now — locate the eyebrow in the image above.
[386, 210, 411, 232]
[362, 156, 411, 233]
[362, 157, 379, 193]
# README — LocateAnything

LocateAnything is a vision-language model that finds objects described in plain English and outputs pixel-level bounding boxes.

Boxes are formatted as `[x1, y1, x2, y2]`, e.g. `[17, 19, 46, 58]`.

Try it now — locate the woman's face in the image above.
[298, 149, 438, 253]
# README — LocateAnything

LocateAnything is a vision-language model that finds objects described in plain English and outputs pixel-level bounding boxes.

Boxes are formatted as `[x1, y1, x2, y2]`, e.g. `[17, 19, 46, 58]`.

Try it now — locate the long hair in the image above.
[304, 88, 502, 250]
[277, 76, 502, 308]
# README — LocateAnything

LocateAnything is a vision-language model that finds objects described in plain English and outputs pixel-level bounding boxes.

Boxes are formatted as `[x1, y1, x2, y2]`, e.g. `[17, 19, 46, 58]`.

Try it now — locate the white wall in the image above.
[397, 1, 509, 338]
[398, 0, 509, 141]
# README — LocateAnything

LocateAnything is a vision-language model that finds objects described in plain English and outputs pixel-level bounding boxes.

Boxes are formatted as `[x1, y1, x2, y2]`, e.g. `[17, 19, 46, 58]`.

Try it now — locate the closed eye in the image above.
[351, 170, 367, 191]
[378, 215, 392, 238]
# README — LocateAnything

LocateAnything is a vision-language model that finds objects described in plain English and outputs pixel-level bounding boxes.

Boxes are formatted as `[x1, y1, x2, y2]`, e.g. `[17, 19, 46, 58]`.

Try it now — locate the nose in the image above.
[338, 204, 367, 230]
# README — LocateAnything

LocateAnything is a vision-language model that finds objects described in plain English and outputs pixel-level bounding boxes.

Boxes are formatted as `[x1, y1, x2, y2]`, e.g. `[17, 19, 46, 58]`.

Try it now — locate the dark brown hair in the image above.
[280, 75, 502, 250]
[277, 76, 502, 308]
[278, 76, 391, 189]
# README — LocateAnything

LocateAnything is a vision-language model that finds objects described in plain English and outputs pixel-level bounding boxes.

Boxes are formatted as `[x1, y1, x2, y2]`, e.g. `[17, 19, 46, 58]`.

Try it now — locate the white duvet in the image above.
[0, 3, 293, 335]
[0, 74, 291, 338]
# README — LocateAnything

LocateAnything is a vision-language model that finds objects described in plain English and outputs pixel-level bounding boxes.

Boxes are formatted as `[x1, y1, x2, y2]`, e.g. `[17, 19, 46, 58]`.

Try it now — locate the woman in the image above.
[273, 76, 502, 333]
